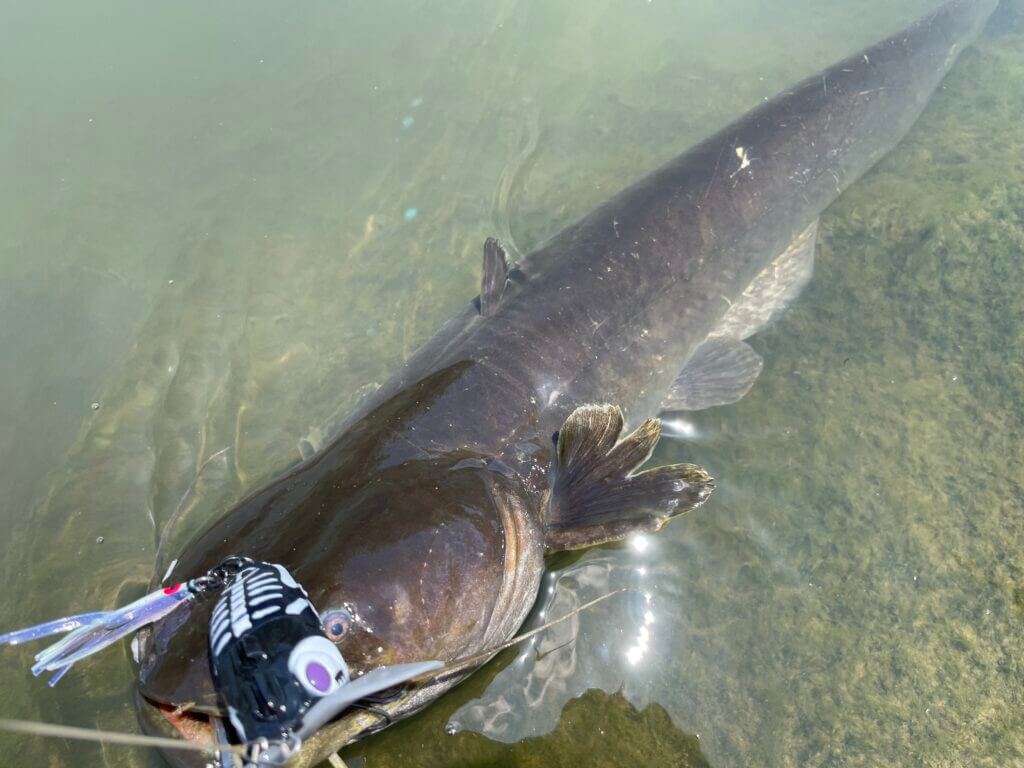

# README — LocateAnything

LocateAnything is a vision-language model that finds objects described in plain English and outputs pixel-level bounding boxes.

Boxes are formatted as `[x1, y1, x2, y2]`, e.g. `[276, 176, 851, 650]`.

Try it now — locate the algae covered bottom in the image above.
[1, 1, 1023, 766]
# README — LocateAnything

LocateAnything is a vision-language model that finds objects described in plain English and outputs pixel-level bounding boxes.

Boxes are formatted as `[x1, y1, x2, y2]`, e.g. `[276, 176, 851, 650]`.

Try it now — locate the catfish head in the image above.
[136, 451, 543, 766]
[134, 366, 546, 766]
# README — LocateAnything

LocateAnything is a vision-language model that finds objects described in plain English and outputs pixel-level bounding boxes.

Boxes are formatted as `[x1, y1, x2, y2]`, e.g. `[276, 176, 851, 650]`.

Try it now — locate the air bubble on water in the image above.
[90, 402, 100, 411]
[445, 723, 458, 736]
[96, 536, 104, 544]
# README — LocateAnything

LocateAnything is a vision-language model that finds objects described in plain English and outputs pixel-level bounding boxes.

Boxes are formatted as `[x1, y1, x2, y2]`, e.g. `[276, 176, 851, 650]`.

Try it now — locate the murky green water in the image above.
[1, 1, 1022, 766]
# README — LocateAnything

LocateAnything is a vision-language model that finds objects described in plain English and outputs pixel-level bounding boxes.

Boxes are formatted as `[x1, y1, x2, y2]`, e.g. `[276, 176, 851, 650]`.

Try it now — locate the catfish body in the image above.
[136, 2, 996, 765]
[317, 0, 992, 482]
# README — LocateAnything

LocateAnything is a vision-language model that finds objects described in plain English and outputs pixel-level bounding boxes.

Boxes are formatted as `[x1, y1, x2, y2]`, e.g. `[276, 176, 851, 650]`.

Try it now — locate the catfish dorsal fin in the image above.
[545, 404, 714, 552]
[480, 237, 509, 317]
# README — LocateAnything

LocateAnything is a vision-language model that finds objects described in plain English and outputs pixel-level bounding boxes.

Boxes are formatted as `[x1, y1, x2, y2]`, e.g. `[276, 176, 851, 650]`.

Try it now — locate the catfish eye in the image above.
[321, 609, 352, 642]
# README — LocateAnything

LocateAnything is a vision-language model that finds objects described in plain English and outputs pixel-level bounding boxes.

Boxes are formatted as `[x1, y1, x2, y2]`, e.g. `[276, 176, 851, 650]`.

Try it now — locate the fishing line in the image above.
[414, 587, 629, 682]
[0, 718, 245, 755]
[154, 445, 233, 577]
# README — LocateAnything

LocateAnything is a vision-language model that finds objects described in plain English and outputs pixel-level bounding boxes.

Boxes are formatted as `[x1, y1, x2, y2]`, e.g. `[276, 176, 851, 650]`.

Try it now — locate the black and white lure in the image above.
[0, 556, 441, 766]
[208, 560, 440, 764]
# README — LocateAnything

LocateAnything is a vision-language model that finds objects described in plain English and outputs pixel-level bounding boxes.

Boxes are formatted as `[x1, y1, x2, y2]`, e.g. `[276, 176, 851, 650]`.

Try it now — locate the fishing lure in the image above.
[0, 558, 235, 687]
[207, 560, 440, 765]
[0, 556, 441, 765]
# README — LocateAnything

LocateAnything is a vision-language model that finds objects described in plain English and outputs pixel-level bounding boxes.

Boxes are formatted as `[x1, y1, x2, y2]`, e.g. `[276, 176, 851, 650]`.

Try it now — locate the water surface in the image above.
[1, 1, 1022, 766]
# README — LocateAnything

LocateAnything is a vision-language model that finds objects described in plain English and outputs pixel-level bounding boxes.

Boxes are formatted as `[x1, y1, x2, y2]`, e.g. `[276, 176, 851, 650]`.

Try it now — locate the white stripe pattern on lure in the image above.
[249, 592, 283, 606]
[208, 564, 317, 661]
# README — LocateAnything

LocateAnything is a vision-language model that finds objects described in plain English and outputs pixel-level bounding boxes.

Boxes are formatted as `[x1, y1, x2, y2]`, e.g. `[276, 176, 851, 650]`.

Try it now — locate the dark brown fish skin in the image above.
[139, 363, 544, 710]
[135, 1, 995, 764]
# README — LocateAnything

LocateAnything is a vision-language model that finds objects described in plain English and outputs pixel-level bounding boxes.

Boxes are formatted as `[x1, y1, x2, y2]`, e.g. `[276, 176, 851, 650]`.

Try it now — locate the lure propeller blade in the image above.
[253, 661, 443, 766]
[1, 583, 194, 686]
[297, 661, 444, 739]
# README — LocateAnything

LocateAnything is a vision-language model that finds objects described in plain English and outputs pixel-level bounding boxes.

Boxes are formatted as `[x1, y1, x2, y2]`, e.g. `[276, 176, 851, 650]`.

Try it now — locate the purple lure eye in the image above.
[288, 636, 347, 697]
[305, 661, 332, 693]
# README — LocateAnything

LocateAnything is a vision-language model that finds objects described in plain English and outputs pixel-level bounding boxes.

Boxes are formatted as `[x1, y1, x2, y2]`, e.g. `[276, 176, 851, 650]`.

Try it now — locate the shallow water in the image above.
[1, 1, 1022, 766]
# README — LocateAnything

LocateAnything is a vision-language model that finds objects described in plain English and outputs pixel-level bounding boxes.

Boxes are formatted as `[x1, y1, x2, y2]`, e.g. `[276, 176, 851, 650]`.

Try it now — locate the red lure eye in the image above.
[163, 583, 183, 595]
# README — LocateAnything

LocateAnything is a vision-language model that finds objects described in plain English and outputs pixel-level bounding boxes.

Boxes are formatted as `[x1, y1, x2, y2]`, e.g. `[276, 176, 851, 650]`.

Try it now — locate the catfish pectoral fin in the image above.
[544, 404, 714, 552]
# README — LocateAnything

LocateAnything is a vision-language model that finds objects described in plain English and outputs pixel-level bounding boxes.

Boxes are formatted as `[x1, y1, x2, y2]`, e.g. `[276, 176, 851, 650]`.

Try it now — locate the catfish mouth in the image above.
[135, 687, 380, 768]
[157, 701, 217, 743]
[135, 689, 227, 764]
